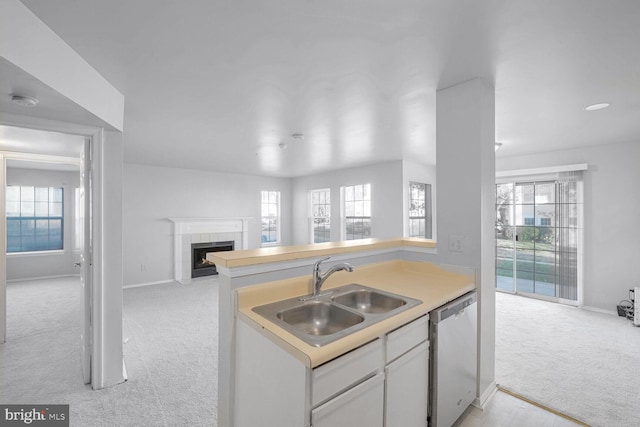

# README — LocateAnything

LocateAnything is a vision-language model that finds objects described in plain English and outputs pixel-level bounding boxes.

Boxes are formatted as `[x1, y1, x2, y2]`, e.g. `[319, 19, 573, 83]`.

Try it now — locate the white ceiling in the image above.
[0, 123, 82, 171]
[4, 0, 640, 177]
[0, 58, 114, 131]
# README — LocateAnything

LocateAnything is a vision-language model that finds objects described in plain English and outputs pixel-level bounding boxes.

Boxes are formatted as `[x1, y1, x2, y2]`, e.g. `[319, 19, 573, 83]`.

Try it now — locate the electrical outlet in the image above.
[449, 234, 464, 253]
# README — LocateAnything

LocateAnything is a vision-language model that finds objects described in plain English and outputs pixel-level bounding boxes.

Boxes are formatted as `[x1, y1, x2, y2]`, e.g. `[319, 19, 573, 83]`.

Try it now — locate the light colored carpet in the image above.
[0, 277, 218, 426]
[496, 292, 640, 427]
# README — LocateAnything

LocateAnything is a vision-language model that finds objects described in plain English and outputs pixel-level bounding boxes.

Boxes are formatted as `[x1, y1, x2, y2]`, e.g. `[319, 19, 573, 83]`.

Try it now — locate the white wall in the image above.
[124, 160, 437, 286]
[435, 79, 496, 404]
[0, 0, 124, 131]
[93, 130, 125, 388]
[6, 167, 79, 281]
[497, 140, 640, 313]
[290, 161, 406, 245]
[123, 163, 292, 287]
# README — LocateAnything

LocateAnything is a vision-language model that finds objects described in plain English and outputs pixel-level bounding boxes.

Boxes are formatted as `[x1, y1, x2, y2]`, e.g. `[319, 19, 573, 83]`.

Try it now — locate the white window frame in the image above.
[309, 188, 331, 244]
[6, 184, 65, 253]
[260, 190, 280, 247]
[496, 165, 585, 306]
[408, 182, 432, 239]
[341, 183, 371, 241]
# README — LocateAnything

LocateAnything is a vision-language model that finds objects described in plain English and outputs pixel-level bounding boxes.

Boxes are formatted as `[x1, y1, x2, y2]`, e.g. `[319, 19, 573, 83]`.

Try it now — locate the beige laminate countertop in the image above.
[236, 259, 475, 368]
[209, 237, 435, 268]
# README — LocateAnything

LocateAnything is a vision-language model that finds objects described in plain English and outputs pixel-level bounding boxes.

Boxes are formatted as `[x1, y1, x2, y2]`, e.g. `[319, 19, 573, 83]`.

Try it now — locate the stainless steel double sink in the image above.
[252, 283, 422, 347]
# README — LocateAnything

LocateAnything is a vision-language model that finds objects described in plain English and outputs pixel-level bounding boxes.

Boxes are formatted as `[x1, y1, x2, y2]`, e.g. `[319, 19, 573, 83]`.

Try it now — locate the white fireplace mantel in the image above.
[169, 218, 250, 283]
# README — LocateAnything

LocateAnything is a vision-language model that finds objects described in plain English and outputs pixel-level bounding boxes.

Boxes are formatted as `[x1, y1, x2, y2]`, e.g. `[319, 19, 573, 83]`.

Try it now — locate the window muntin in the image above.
[6, 185, 64, 252]
[343, 184, 371, 240]
[408, 182, 432, 239]
[496, 178, 580, 301]
[261, 190, 280, 246]
[310, 189, 331, 243]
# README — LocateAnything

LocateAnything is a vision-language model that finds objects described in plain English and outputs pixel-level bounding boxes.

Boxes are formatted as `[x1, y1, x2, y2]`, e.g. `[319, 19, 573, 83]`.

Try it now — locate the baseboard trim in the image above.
[472, 380, 497, 409]
[7, 274, 80, 283]
[581, 305, 617, 317]
[123, 280, 174, 289]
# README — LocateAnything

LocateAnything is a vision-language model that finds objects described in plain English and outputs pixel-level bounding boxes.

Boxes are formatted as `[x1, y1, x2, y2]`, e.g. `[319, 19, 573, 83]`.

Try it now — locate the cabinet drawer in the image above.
[386, 314, 429, 362]
[312, 339, 383, 406]
[311, 372, 384, 427]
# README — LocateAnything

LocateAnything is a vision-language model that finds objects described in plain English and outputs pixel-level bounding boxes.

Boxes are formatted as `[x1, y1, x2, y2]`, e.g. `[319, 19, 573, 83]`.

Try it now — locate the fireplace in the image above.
[191, 241, 234, 278]
[170, 217, 249, 284]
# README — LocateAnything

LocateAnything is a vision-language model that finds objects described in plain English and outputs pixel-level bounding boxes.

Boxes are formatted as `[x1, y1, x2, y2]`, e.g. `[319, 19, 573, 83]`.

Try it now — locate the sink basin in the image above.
[276, 301, 364, 336]
[252, 283, 422, 347]
[332, 289, 406, 314]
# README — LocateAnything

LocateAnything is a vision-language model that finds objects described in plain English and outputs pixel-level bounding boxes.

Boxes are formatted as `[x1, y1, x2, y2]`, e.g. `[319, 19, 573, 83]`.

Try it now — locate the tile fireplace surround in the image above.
[169, 218, 250, 284]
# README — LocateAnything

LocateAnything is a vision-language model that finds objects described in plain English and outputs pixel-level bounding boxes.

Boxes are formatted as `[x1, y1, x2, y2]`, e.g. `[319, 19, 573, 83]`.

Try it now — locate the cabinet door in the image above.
[311, 373, 384, 427]
[312, 338, 383, 406]
[385, 340, 429, 427]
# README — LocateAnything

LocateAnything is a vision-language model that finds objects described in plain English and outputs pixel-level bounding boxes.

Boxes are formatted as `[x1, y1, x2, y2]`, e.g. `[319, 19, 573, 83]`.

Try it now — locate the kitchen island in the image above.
[209, 238, 476, 427]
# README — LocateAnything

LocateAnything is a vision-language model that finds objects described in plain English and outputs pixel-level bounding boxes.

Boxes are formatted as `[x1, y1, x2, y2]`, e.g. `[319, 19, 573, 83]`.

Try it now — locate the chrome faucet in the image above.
[312, 257, 354, 296]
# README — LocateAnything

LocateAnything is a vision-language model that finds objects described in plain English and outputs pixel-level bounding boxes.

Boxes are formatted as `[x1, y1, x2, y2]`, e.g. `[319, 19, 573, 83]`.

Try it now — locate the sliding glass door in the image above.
[496, 179, 579, 302]
[496, 183, 516, 292]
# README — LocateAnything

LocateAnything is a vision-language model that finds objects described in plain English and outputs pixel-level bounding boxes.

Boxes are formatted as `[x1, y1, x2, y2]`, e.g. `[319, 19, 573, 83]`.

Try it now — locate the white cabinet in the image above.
[312, 339, 383, 406]
[386, 314, 429, 362]
[312, 373, 385, 427]
[234, 314, 430, 427]
[385, 341, 429, 427]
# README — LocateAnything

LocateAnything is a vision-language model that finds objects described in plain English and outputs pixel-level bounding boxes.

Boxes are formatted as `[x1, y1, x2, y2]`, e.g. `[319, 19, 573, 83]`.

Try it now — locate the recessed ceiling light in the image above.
[278, 142, 288, 150]
[585, 102, 610, 111]
[11, 94, 39, 108]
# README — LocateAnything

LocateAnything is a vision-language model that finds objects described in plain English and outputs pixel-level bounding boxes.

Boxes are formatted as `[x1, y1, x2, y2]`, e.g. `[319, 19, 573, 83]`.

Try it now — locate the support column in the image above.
[91, 129, 126, 389]
[436, 78, 496, 405]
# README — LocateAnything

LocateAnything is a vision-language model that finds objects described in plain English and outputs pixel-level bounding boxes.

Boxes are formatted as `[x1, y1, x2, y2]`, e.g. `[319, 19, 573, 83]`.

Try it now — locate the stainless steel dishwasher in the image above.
[429, 291, 477, 427]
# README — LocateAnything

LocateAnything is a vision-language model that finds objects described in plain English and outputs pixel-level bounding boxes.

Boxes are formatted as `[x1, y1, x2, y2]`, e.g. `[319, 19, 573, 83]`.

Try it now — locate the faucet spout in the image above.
[312, 257, 355, 296]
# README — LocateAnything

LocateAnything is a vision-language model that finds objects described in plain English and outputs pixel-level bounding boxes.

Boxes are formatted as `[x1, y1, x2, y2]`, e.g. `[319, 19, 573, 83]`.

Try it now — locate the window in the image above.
[495, 176, 581, 302]
[6, 185, 64, 252]
[310, 189, 331, 243]
[342, 184, 371, 240]
[408, 182, 432, 239]
[261, 190, 280, 246]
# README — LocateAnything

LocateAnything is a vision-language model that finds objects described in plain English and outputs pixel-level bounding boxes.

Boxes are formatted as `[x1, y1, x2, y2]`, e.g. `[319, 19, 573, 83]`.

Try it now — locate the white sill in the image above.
[7, 250, 66, 258]
[260, 242, 280, 248]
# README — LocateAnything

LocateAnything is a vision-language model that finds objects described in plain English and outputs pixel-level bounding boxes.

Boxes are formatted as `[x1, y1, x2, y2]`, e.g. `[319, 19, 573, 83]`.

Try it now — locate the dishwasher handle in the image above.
[432, 291, 477, 323]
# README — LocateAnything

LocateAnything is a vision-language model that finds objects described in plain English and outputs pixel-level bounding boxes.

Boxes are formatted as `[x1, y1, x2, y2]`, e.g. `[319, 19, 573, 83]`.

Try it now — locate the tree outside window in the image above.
[409, 182, 432, 239]
[310, 189, 330, 243]
[343, 184, 371, 240]
[261, 190, 280, 246]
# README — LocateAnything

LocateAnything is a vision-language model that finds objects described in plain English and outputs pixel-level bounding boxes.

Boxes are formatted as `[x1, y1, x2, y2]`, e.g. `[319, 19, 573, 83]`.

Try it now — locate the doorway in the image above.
[0, 124, 91, 384]
[495, 177, 581, 304]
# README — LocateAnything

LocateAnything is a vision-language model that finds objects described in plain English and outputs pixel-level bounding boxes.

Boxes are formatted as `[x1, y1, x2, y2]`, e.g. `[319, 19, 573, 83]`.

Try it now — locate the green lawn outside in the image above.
[497, 258, 556, 282]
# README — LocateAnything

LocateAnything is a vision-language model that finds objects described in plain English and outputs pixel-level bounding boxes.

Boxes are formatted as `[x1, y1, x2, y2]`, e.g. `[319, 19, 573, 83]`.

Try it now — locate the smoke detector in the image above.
[11, 94, 39, 108]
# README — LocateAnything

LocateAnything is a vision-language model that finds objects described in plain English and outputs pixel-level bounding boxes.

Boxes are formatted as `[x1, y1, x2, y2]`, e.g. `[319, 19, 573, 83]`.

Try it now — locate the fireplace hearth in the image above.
[191, 241, 234, 278]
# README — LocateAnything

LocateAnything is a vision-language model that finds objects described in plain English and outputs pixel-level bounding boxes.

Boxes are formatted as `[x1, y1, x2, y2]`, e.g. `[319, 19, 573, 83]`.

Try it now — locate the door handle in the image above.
[74, 262, 82, 268]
